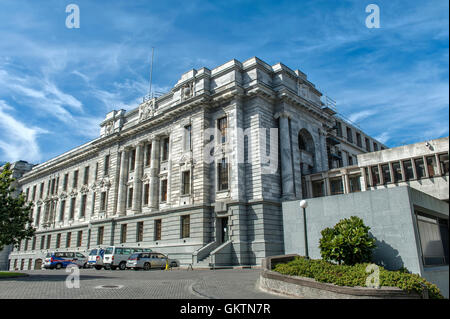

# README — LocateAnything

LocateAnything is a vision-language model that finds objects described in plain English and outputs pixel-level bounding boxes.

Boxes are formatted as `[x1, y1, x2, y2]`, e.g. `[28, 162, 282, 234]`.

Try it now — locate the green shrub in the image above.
[319, 216, 376, 265]
[273, 257, 443, 299]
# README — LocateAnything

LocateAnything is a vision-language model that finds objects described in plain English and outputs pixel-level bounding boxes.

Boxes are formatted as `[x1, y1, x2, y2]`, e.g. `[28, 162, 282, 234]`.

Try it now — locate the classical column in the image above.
[117, 149, 129, 216]
[342, 170, 350, 194]
[277, 112, 295, 200]
[149, 138, 161, 210]
[132, 143, 144, 213]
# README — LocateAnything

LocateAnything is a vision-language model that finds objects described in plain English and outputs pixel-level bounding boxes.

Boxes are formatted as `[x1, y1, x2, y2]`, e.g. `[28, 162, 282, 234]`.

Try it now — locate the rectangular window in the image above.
[371, 166, 381, 185]
[160, 180, 168, 202]
[403, 160, 414, 181]
[154, 219, 162, 241]
[35, 206, 41, 226]
[100, 192, 107, 211]
[80, 194, 87, 218]
[336, 121, 342, 137]
[181, 215, 190, 238]
[145, 144, 152, 167]
[181, 171, 191, 195]
[95, 162, 99, 180]
[24, 239, 29, 251]
[127, 187, 133, 208]
[32, 237, 36, 250]
[60, 200, 66, 221]
[25, 188, 29, 201]
[184, 125, 192, 151]
[365, 138, 371, 152]
[416, 213, 449, 266]
[104, 155, 110, 176]
[73, 170, 78, 188]
[97, 226, 104, 245]
[56, 234, 61, 249]
[66, 232, 71, 248]
[46, 235, 51, 249]
[143, 184, 149, 205]
[218, 158, 229, 191]
[77, 231, 83, 247]
[63, 174, 68, 191]
[414, 158, 426, 179]
[330, 177, 344, 195]
[32, 185, 36, 201]
[55, 177, 59, 194]
[349, 175, 361, 193]
[83, 166, 89, 185]
[162, 137, 170, 161]
[69, 197, 76, 220]
[40, 236, 45, 249]
[218, 117, 228, 144]
[392, 162, 403, 182]
[356, 133, 362, 147]
[120, 224, 127, 243]
[426, 156, 438, 177]
[439, 154, 449, 175]
[137, 222, 144, 242]
[381, 164, 391, 184]
[348, 154, 353, 166]
[40, 182, 44, 198]
[373, 143, 378, 151]
[47, 180, 51, 196]
[129, 149, 136, 172]
[346, 127, 353, 143]
[312, 180, 324, 197]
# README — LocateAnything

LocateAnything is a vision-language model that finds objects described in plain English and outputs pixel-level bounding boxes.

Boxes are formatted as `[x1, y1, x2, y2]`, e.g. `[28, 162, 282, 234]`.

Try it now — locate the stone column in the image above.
[342, 170, 350, 194]
[132, 143, 144, 213]
[435, 154, 442, 176]
[117, 149, 129, 216]
[149, 138, 161, 210]
[278, 112, 295, 200]
[360, 168, 367, 192]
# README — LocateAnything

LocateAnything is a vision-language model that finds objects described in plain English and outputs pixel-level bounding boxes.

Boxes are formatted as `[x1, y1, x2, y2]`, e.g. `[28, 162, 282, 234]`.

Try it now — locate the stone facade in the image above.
[6, 57, 384, 269]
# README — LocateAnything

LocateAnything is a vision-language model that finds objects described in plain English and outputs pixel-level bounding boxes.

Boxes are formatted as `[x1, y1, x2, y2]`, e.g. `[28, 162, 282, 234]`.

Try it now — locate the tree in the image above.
[0, 163, 35, 251]
[319, 216, 376, 265]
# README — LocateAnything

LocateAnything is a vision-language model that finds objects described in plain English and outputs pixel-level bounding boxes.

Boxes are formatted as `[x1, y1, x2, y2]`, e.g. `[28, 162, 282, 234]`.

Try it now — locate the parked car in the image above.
[103, 246, 152, 270]
[126, 252, 168, 270]
[44, 252, 87, 269]
[87, 248, 105, 270]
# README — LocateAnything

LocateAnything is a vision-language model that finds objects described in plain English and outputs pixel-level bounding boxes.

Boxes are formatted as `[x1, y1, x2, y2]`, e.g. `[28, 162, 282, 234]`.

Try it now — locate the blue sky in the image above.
[0, 0, 448, 164]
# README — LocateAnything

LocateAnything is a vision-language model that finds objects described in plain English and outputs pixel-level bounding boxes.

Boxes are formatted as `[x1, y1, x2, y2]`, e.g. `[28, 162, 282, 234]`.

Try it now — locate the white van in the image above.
[103, 246, 152, 270]
[87, 248, 105, 270]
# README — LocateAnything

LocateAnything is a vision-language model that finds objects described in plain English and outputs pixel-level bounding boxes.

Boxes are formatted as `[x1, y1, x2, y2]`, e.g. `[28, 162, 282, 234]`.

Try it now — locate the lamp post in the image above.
[299, 200, 309, 259]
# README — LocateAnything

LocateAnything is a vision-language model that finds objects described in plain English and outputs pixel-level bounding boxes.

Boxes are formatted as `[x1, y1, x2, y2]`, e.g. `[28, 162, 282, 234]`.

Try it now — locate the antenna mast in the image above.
[149, 47, 154, 98]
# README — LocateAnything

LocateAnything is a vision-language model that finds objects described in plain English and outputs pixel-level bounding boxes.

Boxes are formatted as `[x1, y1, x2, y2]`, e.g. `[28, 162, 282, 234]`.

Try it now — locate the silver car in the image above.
[126, 252, 168, 270]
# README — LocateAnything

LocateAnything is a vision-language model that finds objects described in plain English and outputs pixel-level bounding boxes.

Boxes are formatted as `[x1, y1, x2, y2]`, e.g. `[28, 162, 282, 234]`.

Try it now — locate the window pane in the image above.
[381, 164, 391, 184]
[426, 156, 437, 177]
[392, 162, 403, 182]
[349, 175, 361, 193]
[312, 180, 324, 197]
[330, 178, 344, 195]
[439, 154, 449, 175]
[414, 158, 425, 179]
[417, 213, 446, 266]
[371, 166, 381, 185]
[403, 160, 414, 181]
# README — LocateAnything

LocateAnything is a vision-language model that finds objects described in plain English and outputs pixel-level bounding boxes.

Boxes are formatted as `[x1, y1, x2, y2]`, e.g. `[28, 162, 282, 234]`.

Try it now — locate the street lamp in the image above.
[299, 200, 309, 259]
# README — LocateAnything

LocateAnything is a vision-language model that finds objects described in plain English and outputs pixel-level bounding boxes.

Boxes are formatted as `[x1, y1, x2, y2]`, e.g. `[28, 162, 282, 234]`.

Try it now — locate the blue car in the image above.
[44, 252, 87, 269]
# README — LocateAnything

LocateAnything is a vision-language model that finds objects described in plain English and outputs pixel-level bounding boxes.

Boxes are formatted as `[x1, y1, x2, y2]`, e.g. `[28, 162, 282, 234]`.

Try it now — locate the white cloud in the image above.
[0, 100, 48, 162]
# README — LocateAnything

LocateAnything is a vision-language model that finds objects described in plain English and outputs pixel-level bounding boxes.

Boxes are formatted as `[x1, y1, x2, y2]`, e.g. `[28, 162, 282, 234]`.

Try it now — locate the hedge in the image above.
[273, 256, 443, 299]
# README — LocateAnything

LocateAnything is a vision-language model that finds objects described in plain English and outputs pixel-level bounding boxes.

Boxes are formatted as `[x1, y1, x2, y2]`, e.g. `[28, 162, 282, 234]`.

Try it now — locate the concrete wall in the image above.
[282, 186, 449, 296]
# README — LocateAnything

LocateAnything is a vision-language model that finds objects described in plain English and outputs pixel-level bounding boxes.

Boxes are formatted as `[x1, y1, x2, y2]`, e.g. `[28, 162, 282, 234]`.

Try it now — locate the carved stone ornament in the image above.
[99, 178, 111, 189]
[59, 192, 68, 199]
[139, 99, 155, 122]
[105, 121, 114, 135]
[181, 82, 195, 101]
[69, 189, 78, 197]
[80, 184, 90, 194]
[141, 173, 150, 183]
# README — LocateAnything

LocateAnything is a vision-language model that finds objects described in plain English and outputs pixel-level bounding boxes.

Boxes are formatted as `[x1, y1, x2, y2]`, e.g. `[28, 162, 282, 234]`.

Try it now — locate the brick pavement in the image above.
[0, 268, 288, 299]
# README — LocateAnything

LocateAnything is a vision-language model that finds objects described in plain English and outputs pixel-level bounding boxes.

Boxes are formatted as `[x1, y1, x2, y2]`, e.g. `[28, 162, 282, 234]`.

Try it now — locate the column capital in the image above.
[274, 110, 293, 120]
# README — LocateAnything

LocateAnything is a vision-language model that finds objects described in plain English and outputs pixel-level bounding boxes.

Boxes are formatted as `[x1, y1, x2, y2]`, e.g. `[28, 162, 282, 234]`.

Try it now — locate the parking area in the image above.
[0, 268, 288, 299]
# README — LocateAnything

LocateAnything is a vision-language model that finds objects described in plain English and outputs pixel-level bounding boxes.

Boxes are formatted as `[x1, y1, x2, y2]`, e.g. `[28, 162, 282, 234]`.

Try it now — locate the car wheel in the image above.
[143, 263, 150, 271]
[55, 263, 62, 270]
[119, 262, 126, 270]
[94, 265, 102, 270]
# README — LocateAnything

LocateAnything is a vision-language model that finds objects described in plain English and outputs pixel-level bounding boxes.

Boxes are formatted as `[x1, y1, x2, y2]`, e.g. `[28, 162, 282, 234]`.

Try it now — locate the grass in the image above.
[0, 271, 28, 278]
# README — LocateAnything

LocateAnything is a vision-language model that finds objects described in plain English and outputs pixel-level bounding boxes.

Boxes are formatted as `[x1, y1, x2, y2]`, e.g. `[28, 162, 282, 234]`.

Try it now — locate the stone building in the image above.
[6, 57, 385, 270]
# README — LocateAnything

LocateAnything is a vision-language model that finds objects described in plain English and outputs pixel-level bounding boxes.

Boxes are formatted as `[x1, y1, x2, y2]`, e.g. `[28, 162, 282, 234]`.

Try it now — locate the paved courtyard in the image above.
[0, 268, 289, 299]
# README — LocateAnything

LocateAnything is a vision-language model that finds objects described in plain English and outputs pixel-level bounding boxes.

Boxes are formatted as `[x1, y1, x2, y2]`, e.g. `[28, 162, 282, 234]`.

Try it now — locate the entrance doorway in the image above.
[218, 217, 229, 243]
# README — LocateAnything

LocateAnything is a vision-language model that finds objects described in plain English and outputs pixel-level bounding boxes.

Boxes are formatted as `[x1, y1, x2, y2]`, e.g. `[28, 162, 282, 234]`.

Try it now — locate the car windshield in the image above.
[89, 249, 98, 256]
[105, 247, 114, 254]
